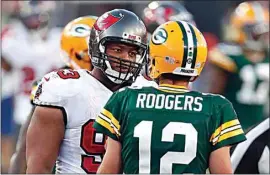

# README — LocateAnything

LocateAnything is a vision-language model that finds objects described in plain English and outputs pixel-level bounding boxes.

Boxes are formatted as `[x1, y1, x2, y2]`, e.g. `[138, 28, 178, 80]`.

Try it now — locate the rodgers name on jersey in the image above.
[33, 69, 112, 173]
[94, 85, 246, 174]
[136, 92, 203, 111]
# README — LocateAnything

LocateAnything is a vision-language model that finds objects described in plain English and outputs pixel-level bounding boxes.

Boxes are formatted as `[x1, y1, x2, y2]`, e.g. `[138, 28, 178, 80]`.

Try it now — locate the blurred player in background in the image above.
[26, 9, 149, 173]
[1, 1, 63, 172]
[1, 0, 64, 130]
[142, 1, 196, 35]
[8, 16, 98, 174]
[205, 1, 269, 173]
[94, 20, 246, 174]
[1, 2, 20, 172]
[139, 1, 196, 86]
[1, 58, 16, 174]
[207, 1, 269, 132]
[1, 42, 17, 173]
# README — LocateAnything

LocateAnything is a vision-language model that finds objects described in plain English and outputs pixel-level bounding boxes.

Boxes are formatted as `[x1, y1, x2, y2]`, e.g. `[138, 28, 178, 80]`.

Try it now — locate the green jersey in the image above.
[94, 84, 246, 174]
[209, 43, 269, 132]
[30, 79, 41, 104]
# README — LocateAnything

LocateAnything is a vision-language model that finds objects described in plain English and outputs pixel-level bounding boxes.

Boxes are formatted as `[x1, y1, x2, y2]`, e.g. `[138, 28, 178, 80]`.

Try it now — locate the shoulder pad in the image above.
[202, 92, 226, 99]
[33, 69, 87, 106]
[44, 69, 85, 96]
[202, 92, 231, 106]
[213, 93, 231, 104]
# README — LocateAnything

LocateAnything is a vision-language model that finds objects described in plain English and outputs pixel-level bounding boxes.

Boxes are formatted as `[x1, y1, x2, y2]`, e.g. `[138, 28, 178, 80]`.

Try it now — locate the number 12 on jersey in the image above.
[134, 121, 198, 173]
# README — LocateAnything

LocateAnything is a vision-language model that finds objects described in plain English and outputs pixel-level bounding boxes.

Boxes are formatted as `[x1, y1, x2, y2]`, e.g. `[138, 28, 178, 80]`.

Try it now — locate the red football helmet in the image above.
[143, 1, 196, 34]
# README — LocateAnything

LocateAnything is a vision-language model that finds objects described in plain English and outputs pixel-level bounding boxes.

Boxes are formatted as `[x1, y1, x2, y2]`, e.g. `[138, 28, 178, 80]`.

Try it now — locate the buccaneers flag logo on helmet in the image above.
[94, 12, 123, 31]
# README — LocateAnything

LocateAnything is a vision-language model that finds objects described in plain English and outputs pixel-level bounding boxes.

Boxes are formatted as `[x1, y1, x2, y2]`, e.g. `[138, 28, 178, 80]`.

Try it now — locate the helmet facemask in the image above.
[243, 22, 269, 51]
[92, 37, 147, 84]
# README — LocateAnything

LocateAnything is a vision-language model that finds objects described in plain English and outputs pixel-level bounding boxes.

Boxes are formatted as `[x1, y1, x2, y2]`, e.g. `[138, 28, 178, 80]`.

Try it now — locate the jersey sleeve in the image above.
[32, 70, 83, 127]
[210, 97, 246, 151]
[30, 79, 41, 105]
[93, 88, 127, 142]
[208, 43, 239, 73]
[33, 72, 65, 107]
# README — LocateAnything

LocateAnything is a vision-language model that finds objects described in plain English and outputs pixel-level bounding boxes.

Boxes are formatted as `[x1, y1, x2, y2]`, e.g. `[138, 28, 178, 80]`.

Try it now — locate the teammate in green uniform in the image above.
[94, 20, 246, 174]
[207, 2, 269, 132]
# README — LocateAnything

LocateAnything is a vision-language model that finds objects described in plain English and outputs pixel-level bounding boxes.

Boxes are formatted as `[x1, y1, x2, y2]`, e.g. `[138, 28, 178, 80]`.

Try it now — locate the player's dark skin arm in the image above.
[26, 106, 65, 173]
[8, 106, 35, 173]
[207, 63, 228, 94]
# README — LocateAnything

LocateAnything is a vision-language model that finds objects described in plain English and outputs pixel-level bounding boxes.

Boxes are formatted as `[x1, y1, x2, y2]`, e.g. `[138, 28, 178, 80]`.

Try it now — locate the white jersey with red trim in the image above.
[33, 69, 112, 173]
[1, 20, 64, 125]
[32, 69, 157, 173]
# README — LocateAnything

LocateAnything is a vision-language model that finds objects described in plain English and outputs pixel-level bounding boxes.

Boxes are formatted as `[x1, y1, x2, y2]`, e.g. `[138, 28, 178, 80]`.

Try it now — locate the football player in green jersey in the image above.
[94, 20, 246, 174]
[207, 1, 269, 132]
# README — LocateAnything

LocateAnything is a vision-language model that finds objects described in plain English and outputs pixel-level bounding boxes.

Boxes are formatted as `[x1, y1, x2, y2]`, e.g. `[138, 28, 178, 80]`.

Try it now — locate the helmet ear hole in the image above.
[152, 58, 156, 66]
[75, 53, 83, 60]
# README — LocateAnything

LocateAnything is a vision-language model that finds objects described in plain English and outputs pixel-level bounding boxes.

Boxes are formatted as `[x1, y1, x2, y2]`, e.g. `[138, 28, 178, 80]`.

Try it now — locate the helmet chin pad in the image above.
[92, 51, 144, 84]
[104, 65, 133, 84]
[91, 39, 146, 84]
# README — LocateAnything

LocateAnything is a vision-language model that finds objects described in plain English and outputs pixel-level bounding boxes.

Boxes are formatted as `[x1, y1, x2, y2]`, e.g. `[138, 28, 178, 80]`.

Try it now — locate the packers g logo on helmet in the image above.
[149, 20, 207, 81]
[151, 28, 168, 44]
[69, 24, 91, 37]
[61, 16, 97, 70]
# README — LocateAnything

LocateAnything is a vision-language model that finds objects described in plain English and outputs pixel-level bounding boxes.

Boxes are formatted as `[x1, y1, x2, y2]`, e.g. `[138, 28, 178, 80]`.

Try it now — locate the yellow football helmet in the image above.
[149, 20, 207, 81]
[60, 16, 97, 70]
[225, 1, 269, 50]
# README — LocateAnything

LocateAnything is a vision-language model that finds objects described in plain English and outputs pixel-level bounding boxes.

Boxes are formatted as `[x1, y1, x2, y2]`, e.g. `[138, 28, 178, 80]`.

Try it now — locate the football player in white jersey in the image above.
[1, 1, 64, 126]
[26, 9, 149, 173]
[9, 16, 98, 174]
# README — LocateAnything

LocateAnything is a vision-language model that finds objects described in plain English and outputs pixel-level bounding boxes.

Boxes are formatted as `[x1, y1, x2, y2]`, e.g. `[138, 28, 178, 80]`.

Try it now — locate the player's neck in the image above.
[91, 68, 128, 92]
[158, 79, 189, 89]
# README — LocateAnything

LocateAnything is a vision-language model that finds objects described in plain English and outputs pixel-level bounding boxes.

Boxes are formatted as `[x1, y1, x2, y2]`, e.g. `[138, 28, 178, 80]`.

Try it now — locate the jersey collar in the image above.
[158, 84, 189, 93]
